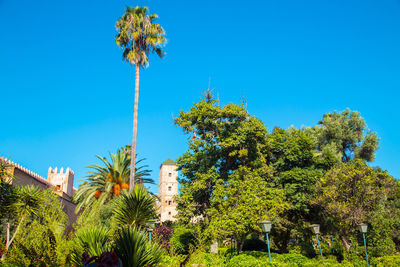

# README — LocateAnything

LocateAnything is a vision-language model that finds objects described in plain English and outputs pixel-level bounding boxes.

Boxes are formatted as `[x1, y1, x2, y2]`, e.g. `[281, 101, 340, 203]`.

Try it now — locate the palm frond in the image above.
[115, 5, 166, 68]
[113, 185, 157, 228]
[114, 226, 162, 267]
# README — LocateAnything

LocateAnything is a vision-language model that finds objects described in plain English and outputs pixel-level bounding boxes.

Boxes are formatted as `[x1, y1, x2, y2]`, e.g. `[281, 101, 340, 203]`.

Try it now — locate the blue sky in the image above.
[1, 0, 399, 193]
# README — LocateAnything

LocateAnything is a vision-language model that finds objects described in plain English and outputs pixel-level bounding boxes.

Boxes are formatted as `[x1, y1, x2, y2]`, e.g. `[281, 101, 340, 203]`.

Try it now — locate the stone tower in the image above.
[47, 167, 74, 196]
[158, 159, 178, 222]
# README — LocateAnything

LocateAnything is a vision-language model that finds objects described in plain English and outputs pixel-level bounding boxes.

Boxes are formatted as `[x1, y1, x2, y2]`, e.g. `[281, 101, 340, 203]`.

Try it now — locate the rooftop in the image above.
[162, 158, 176, 165]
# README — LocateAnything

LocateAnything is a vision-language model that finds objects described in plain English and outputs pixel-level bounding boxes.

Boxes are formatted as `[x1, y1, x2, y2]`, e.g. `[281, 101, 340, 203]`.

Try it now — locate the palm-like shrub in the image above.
[70, 226, 111, 266]
[74, 148, 154, 211]
[114, 226, 162, 267]
[113, 185, 157, 228]
[1, 185, 46, 261]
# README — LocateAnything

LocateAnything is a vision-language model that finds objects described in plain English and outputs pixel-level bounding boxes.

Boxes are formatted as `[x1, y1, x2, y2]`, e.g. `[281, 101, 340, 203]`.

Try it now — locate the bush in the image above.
[159, 254, 185, 267]
[186, 250, 225, 266]
[170, 225, 195, 254]
[274, 253, 309, 265]
[227, 254, 266, 267]
[371, 255, 400, 267]
[153, 224, 173, 251]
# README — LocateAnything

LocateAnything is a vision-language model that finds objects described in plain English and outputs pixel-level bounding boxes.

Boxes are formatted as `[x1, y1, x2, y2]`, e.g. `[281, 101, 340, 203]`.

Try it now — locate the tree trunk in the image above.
[129, 64, 140, 191]
[341, 236, 351, 251]
[1, 215, 25, 262]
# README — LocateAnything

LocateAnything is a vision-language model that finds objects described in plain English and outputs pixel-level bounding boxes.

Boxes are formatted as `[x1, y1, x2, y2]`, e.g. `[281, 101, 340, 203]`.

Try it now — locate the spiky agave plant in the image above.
[114, 226, 163, 267]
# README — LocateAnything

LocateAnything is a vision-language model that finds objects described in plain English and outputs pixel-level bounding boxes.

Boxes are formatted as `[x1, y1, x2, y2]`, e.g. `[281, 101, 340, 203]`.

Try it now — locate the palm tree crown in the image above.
[116, 6, 166, 67]
[73, 148, 154, 212]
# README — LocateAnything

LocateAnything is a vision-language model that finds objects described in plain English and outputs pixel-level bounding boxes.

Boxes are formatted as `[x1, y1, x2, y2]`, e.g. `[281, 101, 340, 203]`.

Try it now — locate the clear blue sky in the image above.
[1, 0, 399, 193]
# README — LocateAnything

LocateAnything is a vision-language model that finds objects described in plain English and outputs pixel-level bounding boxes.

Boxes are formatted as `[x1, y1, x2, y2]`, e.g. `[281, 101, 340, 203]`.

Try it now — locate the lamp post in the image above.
[260, 221, 272, 262]
[147, 222, 155, 242]
[230, 236, 233, 259]
[360, 223, 369, 267]
[310, 224, 323, 262]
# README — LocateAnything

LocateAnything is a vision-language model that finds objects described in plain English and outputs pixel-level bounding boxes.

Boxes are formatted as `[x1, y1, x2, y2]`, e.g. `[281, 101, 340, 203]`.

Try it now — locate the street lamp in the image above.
[230, 236, 233, 259]
[310, 224, 323, 261]
[147, 222, 155, 242]
[360, 223, 369, 267]
[260, 221, 272, 262]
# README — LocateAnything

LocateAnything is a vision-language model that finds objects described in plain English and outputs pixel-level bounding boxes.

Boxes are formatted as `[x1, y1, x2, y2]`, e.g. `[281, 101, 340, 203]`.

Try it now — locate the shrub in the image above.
[227, 254, 265, 267]
[170, 226, 195, 254]
[159, 255, 185, 267]
[371, 255, 400, 267]
[274, 252, 309, 265]
[114, 226, 163, 267]
[186, 251, 225, 266]
[153, 225, 173, 251]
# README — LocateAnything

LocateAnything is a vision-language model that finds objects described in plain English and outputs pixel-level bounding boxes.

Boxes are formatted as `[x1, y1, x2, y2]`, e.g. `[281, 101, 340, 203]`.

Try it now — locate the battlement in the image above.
[48, 167, 74, 176]
[48, 167, 74, 196]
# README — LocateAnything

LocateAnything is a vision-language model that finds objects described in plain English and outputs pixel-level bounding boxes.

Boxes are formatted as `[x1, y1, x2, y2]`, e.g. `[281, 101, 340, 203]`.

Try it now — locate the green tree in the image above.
[175, 95, 270, 223]
[116, 6, 166, 190]
[309, 109, 379, 165]
[316, 160, 394, 251]
[73, 148, 154, 212]
[267, 127, 323, 252]
[207, 167, 286, 252]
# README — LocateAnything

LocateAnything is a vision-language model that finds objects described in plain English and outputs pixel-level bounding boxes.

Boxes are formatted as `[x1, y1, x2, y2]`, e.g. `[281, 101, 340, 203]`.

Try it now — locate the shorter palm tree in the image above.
[114, 226, 162, 267]
[1, 185, 45, 261]
[73, 148, 154, 212]
[113, 185, 158, 228]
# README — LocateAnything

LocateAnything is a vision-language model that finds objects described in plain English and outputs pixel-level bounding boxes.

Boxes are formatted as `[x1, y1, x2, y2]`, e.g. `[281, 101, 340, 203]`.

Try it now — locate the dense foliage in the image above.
[0, 163, 68, 265]
[172, 93, 400, 264]
[1, 94, 399, 266]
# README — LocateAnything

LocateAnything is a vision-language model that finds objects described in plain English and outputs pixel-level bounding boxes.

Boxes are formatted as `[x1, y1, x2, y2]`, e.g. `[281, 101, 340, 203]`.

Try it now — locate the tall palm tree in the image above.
[116, 6, 166, 191]
[73, 148, 154, 212]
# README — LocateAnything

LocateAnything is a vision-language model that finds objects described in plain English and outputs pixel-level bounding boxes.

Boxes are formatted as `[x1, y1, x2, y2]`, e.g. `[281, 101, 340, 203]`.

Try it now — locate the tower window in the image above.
[165, 200, 167, 203]
[168, 212, 171, 215]
[168, 201, 171, 205]
[169, 173, 172, 177]
[168, 186, 171, 191]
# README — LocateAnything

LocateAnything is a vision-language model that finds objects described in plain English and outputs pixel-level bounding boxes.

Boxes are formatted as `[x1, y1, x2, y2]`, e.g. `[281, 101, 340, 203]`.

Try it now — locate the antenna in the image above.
[242, 91, 247, 110]
[201, 78, 215, 101]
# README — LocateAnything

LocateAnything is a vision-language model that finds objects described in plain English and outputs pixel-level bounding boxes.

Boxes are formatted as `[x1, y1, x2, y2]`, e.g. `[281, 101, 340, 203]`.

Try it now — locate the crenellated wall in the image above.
[0, 156, 77, 231]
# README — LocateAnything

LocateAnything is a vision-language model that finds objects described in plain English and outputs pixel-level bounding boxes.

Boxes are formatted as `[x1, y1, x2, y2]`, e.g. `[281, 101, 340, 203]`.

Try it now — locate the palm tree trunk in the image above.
[129, 64, 140, 191]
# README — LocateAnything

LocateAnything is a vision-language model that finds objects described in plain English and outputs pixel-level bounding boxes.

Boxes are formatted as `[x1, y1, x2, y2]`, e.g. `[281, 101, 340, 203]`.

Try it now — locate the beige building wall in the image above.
[1, 157, 77, 231]
[158, 160, 178, 222]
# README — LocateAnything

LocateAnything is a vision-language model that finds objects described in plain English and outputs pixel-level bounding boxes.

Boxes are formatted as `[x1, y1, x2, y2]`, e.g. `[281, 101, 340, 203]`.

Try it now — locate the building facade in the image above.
[1, 157, 77, 230]
[158, 159, 178, 222]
